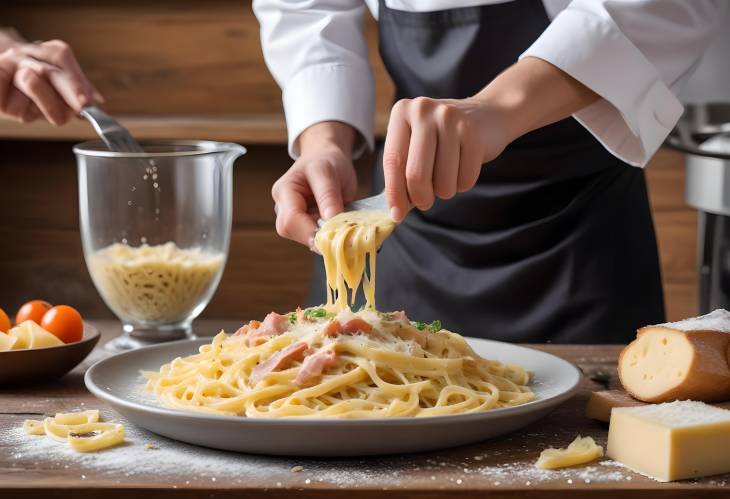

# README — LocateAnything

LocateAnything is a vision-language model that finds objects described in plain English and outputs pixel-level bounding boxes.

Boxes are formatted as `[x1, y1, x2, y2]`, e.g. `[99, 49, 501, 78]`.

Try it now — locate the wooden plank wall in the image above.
[1, 0, 394, 135]
[0, 144, 698, 324]
[0, 140, 377, 321]
[0, 0, 698, 324]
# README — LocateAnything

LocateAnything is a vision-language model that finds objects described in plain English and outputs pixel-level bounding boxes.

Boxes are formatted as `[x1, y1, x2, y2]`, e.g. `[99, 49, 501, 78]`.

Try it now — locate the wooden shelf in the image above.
[0, 114, 291, 144]
[0, 113, 390, 144]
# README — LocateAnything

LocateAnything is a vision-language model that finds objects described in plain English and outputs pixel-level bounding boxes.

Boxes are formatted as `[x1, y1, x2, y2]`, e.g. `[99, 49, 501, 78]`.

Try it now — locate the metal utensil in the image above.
[316, 191, 388, 228]
[345, 190, 388, 212]
[80, 106, 144, 153]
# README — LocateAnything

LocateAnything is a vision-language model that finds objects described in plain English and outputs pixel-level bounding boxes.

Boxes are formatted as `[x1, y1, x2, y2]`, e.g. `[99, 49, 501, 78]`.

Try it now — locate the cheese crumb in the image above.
[535, 436, 603, 469]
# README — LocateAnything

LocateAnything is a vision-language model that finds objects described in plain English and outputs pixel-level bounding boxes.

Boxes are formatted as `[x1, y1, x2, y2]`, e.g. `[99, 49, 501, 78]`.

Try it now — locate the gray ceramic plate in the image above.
[85, 337, 581, 456]
[0, 322, 100, 386]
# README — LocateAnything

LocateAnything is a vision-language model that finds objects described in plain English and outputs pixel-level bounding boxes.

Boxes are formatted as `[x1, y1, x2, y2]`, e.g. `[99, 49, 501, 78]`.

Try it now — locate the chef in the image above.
[255, 0, 724, 343]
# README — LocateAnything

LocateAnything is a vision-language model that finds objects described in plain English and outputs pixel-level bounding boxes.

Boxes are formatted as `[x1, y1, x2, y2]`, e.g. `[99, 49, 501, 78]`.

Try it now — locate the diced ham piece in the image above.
[322, 317, 372, 337]
[323, 319, 342, 337]
[395, 324, 428, 347]
[341, 318, 372, 334]
[262, 312, 289, 334]
[247, 330, 271, 347]
[294, 348, 337, 386]
[250, 341, 308, 385]
[233, 325, 249, 337]
[234, 319, 263, 337]
[247, 313, 289, 347]
[391, 311, 409, 323]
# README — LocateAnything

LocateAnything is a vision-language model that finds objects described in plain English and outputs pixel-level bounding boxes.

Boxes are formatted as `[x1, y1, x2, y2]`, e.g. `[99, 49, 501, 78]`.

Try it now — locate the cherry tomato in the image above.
[40, 305, 84, 344]
[0, 307, 10, 333]
[41, 305, 84, 344]
[15, 300, 52, 325]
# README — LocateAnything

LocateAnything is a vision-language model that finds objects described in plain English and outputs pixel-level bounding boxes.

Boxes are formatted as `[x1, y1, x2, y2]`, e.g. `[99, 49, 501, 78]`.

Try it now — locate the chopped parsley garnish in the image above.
[303, 307, 329, 320]
[411, 319, 442, 333]
[288, 312, 297, 324]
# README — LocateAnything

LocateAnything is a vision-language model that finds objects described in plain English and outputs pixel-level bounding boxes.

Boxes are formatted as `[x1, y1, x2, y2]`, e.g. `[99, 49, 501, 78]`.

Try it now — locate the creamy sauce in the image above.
[314, 210, 395, 311]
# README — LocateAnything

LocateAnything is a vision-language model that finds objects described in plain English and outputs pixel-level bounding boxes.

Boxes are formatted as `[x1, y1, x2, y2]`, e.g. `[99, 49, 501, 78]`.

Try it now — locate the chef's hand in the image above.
[383, 97, 508, 221]
[0, 29, 103, 125]
[384, 56, 599, 221]
[271, 121, 358, 248]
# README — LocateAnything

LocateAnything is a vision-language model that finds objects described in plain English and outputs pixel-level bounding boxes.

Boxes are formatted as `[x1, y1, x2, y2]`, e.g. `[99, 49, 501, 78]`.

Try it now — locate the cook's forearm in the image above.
[472, 56, 599, 146]
[299, 121, 356, 157]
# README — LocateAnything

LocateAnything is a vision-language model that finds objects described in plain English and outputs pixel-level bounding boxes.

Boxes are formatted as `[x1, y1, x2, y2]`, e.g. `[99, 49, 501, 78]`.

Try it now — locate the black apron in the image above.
[309, 0, 665, 344]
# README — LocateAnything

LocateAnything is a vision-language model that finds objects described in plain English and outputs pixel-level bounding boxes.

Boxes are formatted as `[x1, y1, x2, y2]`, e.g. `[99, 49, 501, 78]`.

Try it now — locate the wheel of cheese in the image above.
[618, 309, 730, 403]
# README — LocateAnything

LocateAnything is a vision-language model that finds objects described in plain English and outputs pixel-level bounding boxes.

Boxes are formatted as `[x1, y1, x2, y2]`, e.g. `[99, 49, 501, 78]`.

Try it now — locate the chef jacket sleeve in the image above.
[253, 0, 375, 159]
[522, 0, 725, 166]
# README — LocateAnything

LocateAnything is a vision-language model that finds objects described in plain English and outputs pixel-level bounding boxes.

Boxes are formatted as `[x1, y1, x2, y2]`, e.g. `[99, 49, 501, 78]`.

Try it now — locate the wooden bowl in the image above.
[0, 322, 101, 386]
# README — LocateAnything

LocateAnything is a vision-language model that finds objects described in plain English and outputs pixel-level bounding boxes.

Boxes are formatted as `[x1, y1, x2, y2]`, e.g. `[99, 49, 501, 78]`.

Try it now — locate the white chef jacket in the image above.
[253, 0, 725, 166]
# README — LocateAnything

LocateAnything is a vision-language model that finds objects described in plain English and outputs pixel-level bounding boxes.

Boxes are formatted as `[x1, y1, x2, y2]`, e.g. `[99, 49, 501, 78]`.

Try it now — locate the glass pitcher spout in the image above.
[218, 143, 247, 168]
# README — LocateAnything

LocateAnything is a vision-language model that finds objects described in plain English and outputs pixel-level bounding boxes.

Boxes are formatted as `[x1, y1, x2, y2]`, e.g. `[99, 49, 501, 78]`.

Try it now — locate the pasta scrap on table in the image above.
[535, 436, 604, 470]
[23, 409, 125, 452]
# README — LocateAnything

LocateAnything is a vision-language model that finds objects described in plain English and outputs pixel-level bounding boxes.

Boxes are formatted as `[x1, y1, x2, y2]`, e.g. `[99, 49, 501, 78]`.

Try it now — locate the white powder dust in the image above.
[660, 309, 730, 333]
[4, 412, 730, 489]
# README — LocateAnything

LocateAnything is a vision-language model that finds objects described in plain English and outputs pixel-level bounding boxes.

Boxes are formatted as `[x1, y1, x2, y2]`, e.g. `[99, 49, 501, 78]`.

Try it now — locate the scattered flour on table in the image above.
[2, 411, 403, 488]
[5, 414, 729, 488]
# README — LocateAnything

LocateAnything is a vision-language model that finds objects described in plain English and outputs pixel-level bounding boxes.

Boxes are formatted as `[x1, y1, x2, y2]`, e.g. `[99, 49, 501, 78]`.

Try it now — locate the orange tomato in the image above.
[41, 305, 84, 344]
[15, 300, 52, 325]
[0, 307, 10, 333]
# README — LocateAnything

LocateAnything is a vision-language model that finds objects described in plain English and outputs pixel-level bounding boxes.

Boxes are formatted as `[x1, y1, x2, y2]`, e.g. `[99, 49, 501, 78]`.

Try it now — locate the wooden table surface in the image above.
[1, 320, 728, 498]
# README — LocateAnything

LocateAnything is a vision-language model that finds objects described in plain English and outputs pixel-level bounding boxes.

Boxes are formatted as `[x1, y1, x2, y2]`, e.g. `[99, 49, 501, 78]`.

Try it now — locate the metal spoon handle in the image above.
[80, 106, 144, 153]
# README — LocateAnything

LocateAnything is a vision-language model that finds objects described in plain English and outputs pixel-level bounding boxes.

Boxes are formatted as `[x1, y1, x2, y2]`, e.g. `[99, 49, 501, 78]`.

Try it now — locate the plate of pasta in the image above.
[85, 207, 581, 455]
[84, 307, 580, 456]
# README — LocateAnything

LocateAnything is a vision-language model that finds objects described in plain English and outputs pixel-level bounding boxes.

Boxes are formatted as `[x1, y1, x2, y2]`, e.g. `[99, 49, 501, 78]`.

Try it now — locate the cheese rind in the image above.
[618, 311, 730, 402]
[585, 390, 730, 423]
[607, 400, 730, 481]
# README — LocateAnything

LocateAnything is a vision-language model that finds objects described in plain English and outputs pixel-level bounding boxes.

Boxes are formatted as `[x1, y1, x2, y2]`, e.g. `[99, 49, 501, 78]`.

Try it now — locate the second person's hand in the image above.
[271, 121, 358, 249]
[0, 32, 103, 125]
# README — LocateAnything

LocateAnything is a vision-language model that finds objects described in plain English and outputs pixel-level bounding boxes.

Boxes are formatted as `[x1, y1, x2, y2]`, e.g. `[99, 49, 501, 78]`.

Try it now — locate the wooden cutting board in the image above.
[585, 389, 730, 422]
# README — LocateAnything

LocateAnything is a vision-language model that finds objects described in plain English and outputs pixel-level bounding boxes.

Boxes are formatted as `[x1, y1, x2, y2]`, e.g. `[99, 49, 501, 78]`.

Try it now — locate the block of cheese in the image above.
[0, 331, 18, 351]
[607, 400, 730, 481]
[618, 309, 730, 402]
[8, 320, 63, 350]
[585, 390, 730, 423]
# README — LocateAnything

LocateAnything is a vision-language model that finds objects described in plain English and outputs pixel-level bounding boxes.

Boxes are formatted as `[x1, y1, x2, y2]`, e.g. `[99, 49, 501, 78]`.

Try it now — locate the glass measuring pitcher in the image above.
[74, 140, 245, 351]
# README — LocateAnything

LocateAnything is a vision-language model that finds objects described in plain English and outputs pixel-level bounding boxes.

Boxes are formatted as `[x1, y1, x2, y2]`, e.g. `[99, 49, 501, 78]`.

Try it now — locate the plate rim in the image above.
[85, 336, 582, 427]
